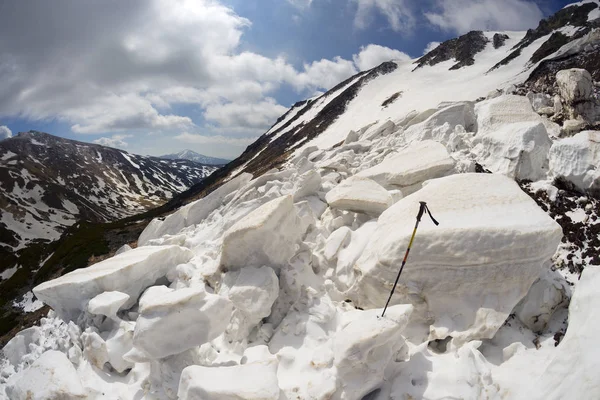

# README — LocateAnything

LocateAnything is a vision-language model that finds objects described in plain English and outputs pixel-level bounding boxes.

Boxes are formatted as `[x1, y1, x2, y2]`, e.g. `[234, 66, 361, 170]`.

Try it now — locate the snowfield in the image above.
[2, 3, 600, 398]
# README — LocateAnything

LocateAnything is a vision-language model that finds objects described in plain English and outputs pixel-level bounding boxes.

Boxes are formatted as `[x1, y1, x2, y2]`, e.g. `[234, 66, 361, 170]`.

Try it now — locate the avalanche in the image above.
[2, 3, 600, 399]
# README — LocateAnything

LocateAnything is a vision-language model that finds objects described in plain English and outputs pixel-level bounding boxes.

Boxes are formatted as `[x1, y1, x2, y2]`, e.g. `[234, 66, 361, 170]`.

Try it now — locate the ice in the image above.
[548, 130, 600, 195]
[357, 140, 455, 189]
[178, 360, 281, 400]
[528, 266, 600, 399]
[125, 287, 233, 361]
[350, 173, 562, 344]
[33, 245, 194, 320]
[220, 195, 303, 270]
[325, 176, 392, 215]
[5, 350, 86, 400]
[472, 121, 552, 181]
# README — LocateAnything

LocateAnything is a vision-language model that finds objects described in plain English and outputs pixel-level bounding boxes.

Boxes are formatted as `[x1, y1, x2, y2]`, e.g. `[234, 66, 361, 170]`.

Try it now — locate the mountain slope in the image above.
[0, 131, 217, 251]
[1, 2, 600, 398]
[160, 149, 230, 166]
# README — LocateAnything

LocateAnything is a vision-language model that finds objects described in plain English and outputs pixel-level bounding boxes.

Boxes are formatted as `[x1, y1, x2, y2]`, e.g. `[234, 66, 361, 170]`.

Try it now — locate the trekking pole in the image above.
[381, 201, 439, 318]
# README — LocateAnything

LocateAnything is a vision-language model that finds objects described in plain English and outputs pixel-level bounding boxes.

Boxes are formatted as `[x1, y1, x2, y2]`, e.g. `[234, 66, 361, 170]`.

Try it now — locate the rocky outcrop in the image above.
[414, 31, 489, 71]
[493, 33, 509, 49]
[556, 68, 598, 122]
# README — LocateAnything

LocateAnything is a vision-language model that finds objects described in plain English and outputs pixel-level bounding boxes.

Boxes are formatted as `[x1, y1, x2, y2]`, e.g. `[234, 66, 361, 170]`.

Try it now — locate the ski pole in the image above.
[381, 201, 439, 318]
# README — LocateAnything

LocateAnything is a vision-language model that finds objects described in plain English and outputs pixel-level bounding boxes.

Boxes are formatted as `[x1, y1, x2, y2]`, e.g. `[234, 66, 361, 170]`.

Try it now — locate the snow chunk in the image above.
[548, 130, 600, 195]
[220, 195, 303, 270]
[126, 287, 233, 361]
[325, 176, 392, 215]
[529, 266, 600, 399]
[350, 173, 562, 344]
[357, 140, 455, 189]
[5, 350, 86, 400]
[404, 102, 476, 143]
[476, 95, 545, 131]
[472, 121, 552, 180]
[178, 360, 280, 400]
[33, 245, 194, 320]
[87, 291, 130, 320]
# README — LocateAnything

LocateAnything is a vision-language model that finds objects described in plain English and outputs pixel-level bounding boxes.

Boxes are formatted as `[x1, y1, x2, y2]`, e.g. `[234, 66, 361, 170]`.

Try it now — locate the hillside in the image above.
[160, 149, 230, 166]
[1, 1, 600, 399]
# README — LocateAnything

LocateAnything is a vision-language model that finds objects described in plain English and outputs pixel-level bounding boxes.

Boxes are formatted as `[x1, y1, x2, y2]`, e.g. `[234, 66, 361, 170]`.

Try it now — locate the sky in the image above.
[0, 0, 575, 159]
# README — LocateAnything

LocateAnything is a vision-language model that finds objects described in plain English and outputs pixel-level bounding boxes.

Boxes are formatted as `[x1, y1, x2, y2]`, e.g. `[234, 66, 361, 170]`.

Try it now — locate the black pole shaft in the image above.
[381, 217, 421, 317]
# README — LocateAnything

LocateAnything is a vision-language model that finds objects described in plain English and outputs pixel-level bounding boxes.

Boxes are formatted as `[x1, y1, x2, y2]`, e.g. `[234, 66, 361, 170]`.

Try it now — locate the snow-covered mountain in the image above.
[160, 150, 230, 166]
[2, 1, 600, 399]
[0, 131, 217, 250]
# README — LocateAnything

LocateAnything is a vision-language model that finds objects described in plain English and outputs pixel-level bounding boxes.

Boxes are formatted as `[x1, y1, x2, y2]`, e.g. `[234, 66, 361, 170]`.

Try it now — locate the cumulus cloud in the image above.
[0, 125, 12, 140]
[175, 132, 258, 146]
[204, 98, 288, 133]
[353, 44, 411, 71]
[423, 41, 441, 55]
[425, 0, 543, 34]
[353, 0, 415, 32]
[93, 134, 132, 148]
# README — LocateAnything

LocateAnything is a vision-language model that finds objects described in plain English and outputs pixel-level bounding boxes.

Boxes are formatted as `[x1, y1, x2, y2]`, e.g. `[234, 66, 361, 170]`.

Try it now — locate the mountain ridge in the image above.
[159, 149, 230, 166]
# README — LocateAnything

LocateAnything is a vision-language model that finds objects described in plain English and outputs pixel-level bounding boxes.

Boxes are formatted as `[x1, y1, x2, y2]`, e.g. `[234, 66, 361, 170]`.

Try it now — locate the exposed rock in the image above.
[493, 33, 509, 49]
[415, 31, 489, 71]
[556, 68, 597, 122]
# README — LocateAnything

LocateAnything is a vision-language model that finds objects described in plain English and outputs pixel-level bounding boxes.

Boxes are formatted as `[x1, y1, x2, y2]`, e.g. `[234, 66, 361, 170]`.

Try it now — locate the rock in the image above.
[325, 176, 393, 216]
[33, 245, 194, 320]
[178, 360, 281, 400]
[125, 287, 233, 361]
[220, 195, 304, 270]
[527, 92, 553, 112]
[87, 291, 130, 320]
[548, 130, 600, 195]
[562, 118, 588, 136]
[357, 140, 455, 189]
[350, 173, 563, 344]
[472, 121, 552, 181]
[514, 269, 568, 332]
[554, 95, 563, 114]
[493, 33, 509, 49]
[528, 266, 600, 399]
[486, 89, 503, 100]
[333, 305, 413, 400]
[537, 106, 555, 116]
[556, 68, 593, 105]
[5, 350, 86, 400]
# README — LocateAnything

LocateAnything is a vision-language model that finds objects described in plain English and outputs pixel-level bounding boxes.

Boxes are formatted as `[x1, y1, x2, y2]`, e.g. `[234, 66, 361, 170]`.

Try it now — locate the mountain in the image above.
[160, 149, 230, 165]
[0, 131, 217, 250]
[2, 2, 600, 398]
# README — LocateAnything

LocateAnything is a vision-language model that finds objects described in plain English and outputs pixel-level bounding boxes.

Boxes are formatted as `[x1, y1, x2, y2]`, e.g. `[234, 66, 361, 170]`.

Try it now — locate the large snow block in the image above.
[357, 140, 455, 189]
[528, 266, 600, 399]
[220, 195, 303, 270]
[350, 173, 562, 344]
[476, 95, 541, 131]
[126, 287, 233, 361]
[178, 360, 280, 400]
[33, 245, 194, 320]
[325, 176, 393, 215]
[404, 102, 476, 142]
[5, 350, 86, 400]
[548, 130, 600, 196]
[472, 121, 552, 181]
[333, 305, 413, 400]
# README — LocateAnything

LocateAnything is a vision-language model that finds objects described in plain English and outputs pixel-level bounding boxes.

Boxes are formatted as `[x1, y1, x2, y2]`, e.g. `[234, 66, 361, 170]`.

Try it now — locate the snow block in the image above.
[325, 176, 393, 215]
[5, 350, 86, 400]
[350, 173, 562, 344]
[33, 245, 194, 320]
[404, 102, 476, 143]
[87, 291, 130, 320]
[126, 287, 233, 361]
[178, 360, 280, 400]
[548, 130, 600, 196]
[220, 195, 303, 270]
[333, 305, 413, 400]
[472, 121, 552, 181]
[476, 95, 547, 133]
[357, 140, 455, 189]
[529, 266, 600, 399]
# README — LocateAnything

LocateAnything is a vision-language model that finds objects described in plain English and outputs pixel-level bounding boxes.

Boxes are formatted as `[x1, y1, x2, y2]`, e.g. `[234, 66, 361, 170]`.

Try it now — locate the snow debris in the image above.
[87, 291, 130, 320]
[325, 176, 392, 215]
[33, 245, 194, 320]
[350, 173, 562, 344]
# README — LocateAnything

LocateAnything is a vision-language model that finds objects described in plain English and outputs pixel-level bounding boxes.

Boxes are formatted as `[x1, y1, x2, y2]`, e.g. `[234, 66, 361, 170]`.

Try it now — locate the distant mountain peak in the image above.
[160, 149, 230, 166]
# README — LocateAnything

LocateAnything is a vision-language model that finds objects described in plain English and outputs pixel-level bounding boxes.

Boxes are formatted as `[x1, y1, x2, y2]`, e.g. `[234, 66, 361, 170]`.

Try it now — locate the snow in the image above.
[120, 152, 140, 168]
[12, 291, 45, 313]
[589, 7, 600, 20]
[0, 151, 16, 161]
[0, 265, 18, 281]
[33, 245, 194, 320]
[87, 291, 130, 320]
[325, 175, 393, 215]
[349, 173, 562, 344]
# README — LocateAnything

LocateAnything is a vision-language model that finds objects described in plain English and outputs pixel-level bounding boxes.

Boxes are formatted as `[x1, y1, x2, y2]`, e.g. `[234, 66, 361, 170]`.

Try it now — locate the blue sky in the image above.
[0, 0, 575, 158]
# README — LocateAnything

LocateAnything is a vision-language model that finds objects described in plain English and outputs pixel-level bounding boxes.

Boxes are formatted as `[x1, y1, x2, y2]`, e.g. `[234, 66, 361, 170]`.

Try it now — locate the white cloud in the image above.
[93, 134, 132, 148]
[175, 132, 257, 146]
[423, 41, 441, 55]
[0, 125, 12, 140]
[204, 98, 288, 132]
[353, 44, 410, 71]
[287, 0, 313, 9]
[353, 0, 415, 32]
[293, 57, 358, 91]
[425, 0, 543, 34]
